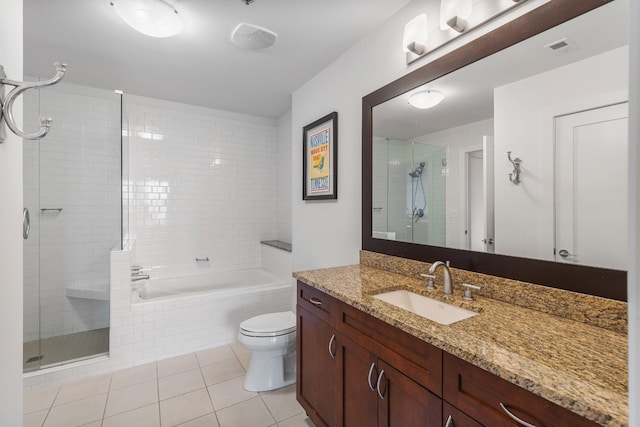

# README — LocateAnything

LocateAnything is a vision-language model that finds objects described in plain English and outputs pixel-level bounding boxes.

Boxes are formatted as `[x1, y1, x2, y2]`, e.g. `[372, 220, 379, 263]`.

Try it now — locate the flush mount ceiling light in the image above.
[403, 14, 428, 55]
[408, 90, 445, 109]
[440, 0, 472, 32]
[231, 23, 278, 50]
[111, 0, 183, 38]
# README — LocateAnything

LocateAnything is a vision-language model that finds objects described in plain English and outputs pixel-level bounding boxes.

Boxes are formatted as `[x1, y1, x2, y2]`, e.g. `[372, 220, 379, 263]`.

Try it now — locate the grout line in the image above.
[38, 385, 62, 427]
[156, 361, 162, 426]
[100, 373, 114, 426]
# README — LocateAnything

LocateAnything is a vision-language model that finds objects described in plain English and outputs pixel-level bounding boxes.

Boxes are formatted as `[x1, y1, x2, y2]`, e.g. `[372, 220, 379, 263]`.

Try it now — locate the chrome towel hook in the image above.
[507, 151, 522, 185]
[0, 62, 67, 143]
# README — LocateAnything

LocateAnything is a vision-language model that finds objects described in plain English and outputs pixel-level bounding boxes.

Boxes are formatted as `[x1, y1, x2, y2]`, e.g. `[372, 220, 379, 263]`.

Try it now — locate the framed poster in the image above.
[302, 111, 338, 200]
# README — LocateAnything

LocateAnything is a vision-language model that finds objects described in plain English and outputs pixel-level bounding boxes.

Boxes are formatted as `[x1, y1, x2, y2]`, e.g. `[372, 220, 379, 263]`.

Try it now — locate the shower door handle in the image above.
[23, 207, 30, 240]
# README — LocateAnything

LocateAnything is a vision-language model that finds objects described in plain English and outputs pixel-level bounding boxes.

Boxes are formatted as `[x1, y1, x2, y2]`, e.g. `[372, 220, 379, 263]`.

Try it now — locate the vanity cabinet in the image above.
[442, 352, 601, 427]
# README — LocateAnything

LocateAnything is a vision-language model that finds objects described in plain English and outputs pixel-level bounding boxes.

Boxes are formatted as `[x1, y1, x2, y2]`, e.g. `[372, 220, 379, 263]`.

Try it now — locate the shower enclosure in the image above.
[372, 138, 446, 246]
[23, 82, 122, 372]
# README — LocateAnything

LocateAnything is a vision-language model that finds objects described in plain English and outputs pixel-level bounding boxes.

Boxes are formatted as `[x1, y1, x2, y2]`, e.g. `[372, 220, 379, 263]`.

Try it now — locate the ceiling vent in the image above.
[231, 23, 277, 50]
[544, 37, 579, 55]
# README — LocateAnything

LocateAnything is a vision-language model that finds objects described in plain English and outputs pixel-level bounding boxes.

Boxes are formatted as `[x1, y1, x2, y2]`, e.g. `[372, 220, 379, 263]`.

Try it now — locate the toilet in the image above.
[238, 311, 297, 392]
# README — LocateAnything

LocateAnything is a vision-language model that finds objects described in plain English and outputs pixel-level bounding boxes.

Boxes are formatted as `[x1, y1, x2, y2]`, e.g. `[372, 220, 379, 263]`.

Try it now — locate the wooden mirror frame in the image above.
[362, 0, 626, 301]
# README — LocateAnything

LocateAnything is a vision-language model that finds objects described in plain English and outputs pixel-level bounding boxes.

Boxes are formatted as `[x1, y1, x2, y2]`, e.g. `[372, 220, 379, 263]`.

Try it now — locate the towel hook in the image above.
[0, 62, 67, 143]
[507, 151, 522, 185]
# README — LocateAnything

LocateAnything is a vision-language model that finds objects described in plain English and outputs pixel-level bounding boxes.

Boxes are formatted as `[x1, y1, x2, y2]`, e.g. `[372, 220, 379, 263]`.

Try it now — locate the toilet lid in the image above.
[240, 311, 296, 337]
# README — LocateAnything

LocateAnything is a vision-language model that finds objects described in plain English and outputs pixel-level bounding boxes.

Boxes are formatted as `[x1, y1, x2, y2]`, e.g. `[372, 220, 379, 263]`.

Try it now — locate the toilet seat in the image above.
[239, 311, 296, 338]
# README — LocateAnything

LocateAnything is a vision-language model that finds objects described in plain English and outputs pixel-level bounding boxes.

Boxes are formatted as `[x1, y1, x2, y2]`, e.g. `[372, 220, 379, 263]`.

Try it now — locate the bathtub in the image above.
[135, 268, 288, 301]
[126, 267, 293, 359]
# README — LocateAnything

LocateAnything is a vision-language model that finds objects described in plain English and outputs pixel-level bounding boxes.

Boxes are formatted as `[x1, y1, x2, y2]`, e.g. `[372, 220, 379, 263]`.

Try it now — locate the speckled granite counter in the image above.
[293, 264, 628, 427]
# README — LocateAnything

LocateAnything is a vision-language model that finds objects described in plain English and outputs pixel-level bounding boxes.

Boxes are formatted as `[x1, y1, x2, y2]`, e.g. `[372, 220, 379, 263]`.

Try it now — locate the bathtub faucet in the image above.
[131, 265, 150, 282]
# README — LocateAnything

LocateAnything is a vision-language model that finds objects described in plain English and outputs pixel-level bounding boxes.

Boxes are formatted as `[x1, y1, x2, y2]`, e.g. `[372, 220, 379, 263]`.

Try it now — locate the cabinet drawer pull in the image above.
[376, 369, 385, 399]
[328, 334, 336, 359]
[445, 415, 453, 427]
[309, 297, 322, 306]
[367, 363, 376, 392]
[500, 403, 538, 427]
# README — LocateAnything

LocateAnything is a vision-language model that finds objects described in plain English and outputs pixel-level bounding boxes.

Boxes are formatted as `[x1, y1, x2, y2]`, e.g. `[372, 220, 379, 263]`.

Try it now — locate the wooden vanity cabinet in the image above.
[443, 352, 601, 427]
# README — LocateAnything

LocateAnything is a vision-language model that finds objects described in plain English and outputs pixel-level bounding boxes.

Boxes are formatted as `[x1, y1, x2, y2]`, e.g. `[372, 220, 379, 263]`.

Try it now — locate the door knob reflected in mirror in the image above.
[558, 249, 575, 258]
[23, 207, 30, 240]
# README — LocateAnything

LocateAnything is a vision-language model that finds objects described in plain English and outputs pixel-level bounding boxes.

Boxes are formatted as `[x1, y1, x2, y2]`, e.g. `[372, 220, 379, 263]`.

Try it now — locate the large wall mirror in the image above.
[362, 0, 627, 301]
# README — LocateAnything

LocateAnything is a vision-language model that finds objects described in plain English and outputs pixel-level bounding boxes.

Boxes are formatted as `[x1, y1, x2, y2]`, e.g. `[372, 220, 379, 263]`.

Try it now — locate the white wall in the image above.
[493, 47, 628, 261]
[276, 112, 292, 244]
[0, 0, 24, 422]
[125, 96, 279, 272]
[291, 0, 548, 272]
[23, 82, 119, 341]
[628, 0, 639, 424]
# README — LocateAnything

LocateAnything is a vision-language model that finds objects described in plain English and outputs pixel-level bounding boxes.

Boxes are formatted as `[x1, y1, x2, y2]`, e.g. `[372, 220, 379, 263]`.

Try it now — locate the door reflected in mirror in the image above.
[370, 0, 628, 271]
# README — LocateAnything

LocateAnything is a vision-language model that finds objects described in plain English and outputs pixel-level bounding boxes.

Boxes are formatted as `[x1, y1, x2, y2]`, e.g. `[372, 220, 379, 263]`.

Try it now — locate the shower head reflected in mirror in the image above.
[409, 162, 426, 178]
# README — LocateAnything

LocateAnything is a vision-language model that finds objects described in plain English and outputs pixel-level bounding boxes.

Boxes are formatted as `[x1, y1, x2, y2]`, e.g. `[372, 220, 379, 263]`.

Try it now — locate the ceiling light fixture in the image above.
[403, 14, 428, 55]
[440, 0, 472, 33]
[408, 90, 445, 109]
[111, 0, 183, 38]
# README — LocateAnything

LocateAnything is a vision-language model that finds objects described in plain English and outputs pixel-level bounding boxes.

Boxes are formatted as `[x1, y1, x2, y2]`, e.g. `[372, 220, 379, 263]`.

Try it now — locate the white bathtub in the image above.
[125, 267, 293, 360]
[135, 268, 288, 302]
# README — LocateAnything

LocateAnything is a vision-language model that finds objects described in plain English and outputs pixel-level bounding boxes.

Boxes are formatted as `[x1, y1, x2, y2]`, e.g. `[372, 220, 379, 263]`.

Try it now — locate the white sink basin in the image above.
[373, 290, 478, 325]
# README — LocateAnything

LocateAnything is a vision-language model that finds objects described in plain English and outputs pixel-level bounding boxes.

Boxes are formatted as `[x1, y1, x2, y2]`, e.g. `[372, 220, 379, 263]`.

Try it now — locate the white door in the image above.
[555, 103, 628, 270]
[482, 136, 495, 253]
[464, 135, 495, 253]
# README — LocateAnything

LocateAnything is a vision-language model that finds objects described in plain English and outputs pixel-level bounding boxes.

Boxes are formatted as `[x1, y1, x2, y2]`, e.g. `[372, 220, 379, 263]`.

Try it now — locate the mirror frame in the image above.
[362, 0, 626, 301]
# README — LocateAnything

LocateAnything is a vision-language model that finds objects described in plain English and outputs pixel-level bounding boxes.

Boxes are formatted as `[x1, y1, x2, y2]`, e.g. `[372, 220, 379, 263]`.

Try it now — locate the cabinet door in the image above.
[377, 360, 442, 427]
[339, 335, 378, 427]
[297, 305, 339, 427]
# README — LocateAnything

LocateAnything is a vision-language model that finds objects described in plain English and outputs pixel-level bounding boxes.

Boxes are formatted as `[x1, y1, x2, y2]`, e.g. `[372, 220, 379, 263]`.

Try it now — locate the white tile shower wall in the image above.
[125, 95, 278, 272]
[24, 249, 292, 391]
[22, 81, 120, 341]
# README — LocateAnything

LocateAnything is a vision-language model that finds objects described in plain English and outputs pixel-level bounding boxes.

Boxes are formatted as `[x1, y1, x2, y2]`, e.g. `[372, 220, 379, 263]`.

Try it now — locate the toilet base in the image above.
[243, 348, 296, 392]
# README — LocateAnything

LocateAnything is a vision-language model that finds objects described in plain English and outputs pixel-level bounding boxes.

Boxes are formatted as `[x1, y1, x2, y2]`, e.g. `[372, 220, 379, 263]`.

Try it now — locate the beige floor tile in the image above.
[102, 403, 160, 427]
[277, 413, 317, 427]
[195, 345, 236, 367]
[159, 368, 205, 401]
[260, 385, 304, 422]
[159, 388, 213, 427]
[24, 386, 60, 414]
[216, 397, 276, 427]
[201, 359, 245, 386]
[55, 374, 111, 406]
[111, 362, 157, 391]
[43, 393, 107, 427]
[157, 354, 199, 378]
[104, 379, 158, 418]
[208, 376, 257, 410]
[238, 354, 251, 371]
[229, 341, 250, 358]
[24, 409, 48, 427]
[175, 413, 220, 427]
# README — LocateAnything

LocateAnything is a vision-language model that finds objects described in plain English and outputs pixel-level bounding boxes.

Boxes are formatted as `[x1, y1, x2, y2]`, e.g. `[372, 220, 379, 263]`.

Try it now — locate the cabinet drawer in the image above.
[297, 281, 335, 324]
[443, 353, 600, 427]
[339, 301, 443, 396]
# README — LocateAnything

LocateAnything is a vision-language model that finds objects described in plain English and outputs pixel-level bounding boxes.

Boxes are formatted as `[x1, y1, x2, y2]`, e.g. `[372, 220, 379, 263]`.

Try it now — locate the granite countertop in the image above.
[293, 264, 628, 427]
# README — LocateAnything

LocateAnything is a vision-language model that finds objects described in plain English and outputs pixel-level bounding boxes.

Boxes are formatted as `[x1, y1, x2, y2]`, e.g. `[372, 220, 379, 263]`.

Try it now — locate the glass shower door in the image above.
[23, 82, 121, 371]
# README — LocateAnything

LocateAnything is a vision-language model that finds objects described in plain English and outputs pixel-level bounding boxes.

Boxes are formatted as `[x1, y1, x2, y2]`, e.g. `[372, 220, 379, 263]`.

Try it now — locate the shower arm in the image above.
[0, 62, 67, 143]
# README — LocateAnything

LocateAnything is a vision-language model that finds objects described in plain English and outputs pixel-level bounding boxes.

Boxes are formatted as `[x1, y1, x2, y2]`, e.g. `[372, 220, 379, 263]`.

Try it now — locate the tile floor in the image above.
[24, 342, 316, 427]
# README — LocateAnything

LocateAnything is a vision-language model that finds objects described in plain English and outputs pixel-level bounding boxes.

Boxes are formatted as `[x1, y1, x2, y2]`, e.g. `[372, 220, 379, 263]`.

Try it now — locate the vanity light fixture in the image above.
[440, 0, 472, 32]
[403, 14, 428, 55]
[408, 90, 445, 109]
[110, 0, 184, 38]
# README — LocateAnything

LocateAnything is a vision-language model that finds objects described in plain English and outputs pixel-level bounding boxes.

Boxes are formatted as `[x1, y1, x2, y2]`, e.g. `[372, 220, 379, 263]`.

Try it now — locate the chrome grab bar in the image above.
[23, 208, 30, 240]
[40, 208, 63, 213]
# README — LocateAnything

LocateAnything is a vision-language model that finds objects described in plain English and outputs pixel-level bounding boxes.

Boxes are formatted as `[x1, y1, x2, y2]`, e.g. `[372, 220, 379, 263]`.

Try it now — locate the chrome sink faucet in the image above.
[428, 261, 453, 295]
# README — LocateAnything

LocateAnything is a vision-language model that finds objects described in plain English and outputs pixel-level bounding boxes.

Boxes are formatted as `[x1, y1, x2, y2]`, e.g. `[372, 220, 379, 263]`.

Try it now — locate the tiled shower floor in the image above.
[24, 328, 110, 371]
[23, 342, 316, 427]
